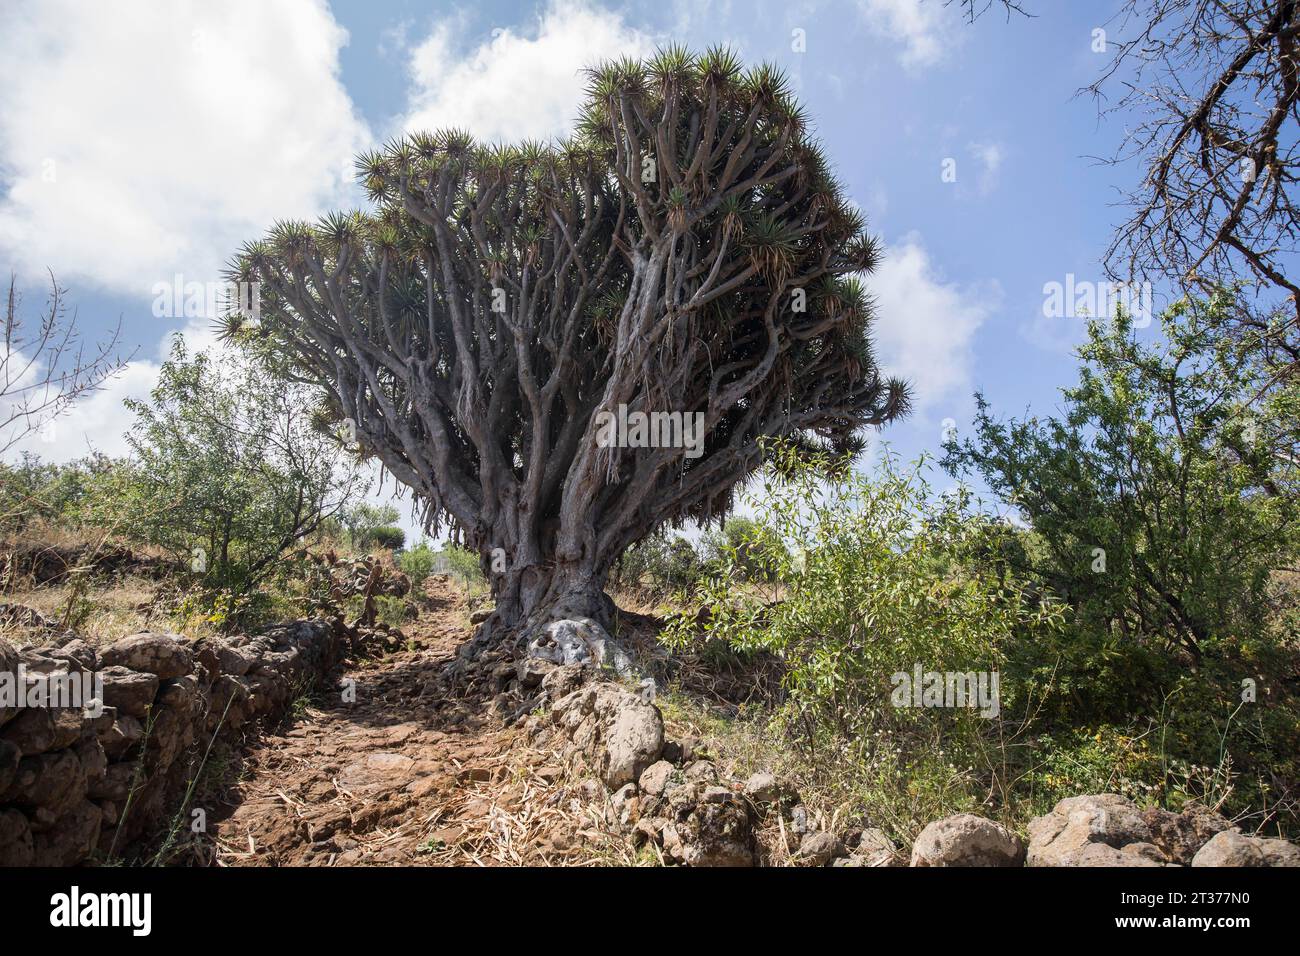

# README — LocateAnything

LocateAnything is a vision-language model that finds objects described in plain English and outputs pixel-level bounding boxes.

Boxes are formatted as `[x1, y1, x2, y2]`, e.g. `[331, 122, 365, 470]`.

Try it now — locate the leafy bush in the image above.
[370, 526, 405, 551]
[96, 337, 364, 594]
[614, 533, 703, 596]
[666, 443, 1063, 761]
[400, 541, 436, 590]
[701, 516, 788, 582]
[0, 452, 118, 533]
[340, 502, 401, 551]
[940, 299, 1300, 830]
[944, 300, 1298, 669]
[435, 544, 483, 586]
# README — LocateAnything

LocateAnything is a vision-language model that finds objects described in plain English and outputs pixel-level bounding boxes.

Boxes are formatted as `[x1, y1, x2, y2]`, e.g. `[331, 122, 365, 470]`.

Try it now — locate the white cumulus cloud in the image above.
[868, 234, 996, 417]
[401, 0, 655, 143]
[0, 0, 368, 298]
[857, 0, 964, 68]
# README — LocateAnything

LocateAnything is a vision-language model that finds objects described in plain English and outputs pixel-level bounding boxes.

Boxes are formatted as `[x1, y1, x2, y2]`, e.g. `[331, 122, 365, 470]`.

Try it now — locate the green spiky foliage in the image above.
[229, 48, 909, 632]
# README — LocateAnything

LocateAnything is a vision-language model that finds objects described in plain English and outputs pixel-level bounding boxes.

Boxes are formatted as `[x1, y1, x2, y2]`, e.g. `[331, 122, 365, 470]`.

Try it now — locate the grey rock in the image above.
[911, 813, 1026, 867]
[551, 682, 663, 789]
[799, 830, 842, 866]
[99, 632, 192, 679]
[98, 666, 159, 717]
[98, 713, 144, 760]
[638, 760, 676, 797]
[528, 618, 633, 676]
[673, 788, 754, 867]
[1027, 794, 1167, 867]
[743, 771, 781, 805]
[1191, 829, 1300, 867]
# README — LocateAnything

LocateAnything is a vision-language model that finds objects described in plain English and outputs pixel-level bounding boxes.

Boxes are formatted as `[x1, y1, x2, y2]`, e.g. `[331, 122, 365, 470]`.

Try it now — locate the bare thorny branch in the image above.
[1084, 1, 1300, 353]
[1, 271, 133, 455]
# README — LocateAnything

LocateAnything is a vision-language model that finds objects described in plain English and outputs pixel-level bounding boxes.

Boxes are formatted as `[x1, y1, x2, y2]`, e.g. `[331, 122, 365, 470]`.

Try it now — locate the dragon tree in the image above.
[228, 47, 908, 647]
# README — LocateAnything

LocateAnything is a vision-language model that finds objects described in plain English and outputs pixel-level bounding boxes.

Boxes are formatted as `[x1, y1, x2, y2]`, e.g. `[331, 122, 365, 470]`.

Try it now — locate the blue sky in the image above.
[0, 0, 1153, 539]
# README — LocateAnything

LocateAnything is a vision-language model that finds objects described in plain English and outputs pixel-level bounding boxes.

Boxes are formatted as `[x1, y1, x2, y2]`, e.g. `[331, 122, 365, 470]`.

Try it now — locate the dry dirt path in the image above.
[208, 580, 613, 866]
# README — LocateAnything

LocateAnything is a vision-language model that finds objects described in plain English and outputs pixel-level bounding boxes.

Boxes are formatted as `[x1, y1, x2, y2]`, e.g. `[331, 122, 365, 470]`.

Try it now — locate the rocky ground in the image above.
[207, 581, 627, 866]
[5, 573, 1299, 868]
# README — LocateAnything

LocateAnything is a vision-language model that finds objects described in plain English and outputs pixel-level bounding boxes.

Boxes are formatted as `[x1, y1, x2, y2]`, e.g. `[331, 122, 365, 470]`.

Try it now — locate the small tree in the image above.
[340, 502, 401, 550]
[400, 540, 436, 589]
[702, 515, 788, 581]
[231, 48, 906, 640]
[108, 337, 365, 590]
[944, 298, 1300, 666]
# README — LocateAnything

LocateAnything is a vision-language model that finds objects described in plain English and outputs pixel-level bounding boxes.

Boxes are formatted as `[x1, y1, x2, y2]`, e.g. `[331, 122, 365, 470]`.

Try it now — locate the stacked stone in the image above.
[0, 619, 343, 866]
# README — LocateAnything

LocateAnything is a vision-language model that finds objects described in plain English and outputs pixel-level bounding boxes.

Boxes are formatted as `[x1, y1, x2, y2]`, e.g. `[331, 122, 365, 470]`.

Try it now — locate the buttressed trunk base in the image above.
[477, 561, 616, 657]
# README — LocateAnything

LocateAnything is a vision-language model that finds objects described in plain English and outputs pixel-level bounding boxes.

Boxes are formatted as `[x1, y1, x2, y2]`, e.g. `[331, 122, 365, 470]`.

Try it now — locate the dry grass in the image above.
[0, 574, 175, 646]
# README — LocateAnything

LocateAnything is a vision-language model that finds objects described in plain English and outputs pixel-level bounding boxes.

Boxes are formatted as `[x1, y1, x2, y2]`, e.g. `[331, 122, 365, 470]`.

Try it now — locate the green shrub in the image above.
[340, 502, 401, 551]
[701, 516, 788, 582]
[614, 533, 703, 595]
[96, 337, 363, 594]
[370, 526, 405, 551]
[666, 443, 1063, 762]
[435, 544, 483, 586]
[400, 541, 436, 589]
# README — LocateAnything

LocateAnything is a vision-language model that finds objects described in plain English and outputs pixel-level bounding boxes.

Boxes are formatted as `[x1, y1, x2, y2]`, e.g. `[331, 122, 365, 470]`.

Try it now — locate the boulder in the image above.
[1141, 804, 1232, 864]
[73, 737, 107, 785]
[638, 760, 677, 798]
[540, 663, 590, 701]
[98, 666, 159, 717]
[662, 785, 754, 867]
[49, 639, 97, 672]
[1, 749, 83, 813]
[157, 674, 200, 712]
[0, 808, 34, 866]
[99, 632, 192, 679]
[49, 707, 88, 749]
[551, 682, 663, 789]
[1191, 830, 1300, 867]
[1025, 794, 1231, 867]
[98, 713, 144, 760]
[515, 656, 554, 688]
[1028, 794, 1163, 866]
[799, 830, 842, 866]
[911, 813, 1026, 867]
[682, 759, 718, 786]
[743, 771, 782, 805]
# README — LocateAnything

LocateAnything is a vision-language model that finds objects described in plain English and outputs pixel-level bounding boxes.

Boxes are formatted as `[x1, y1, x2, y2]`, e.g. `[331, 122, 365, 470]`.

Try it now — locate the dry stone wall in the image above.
[0, 619, 346, 866]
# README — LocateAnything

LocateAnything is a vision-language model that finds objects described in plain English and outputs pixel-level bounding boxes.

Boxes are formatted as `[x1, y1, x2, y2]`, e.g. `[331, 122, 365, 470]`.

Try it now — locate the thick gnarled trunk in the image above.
[476, 555, 616, 654]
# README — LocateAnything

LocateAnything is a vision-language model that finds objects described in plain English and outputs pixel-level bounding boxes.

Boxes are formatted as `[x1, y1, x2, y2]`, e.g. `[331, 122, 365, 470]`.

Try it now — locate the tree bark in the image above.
[480, 554, 616, 649]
